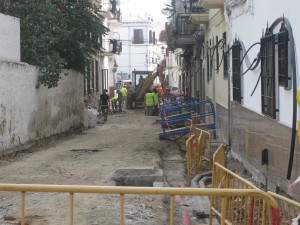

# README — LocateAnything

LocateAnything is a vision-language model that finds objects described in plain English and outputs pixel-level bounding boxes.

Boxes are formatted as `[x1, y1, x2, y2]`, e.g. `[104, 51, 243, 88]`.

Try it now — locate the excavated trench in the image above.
[112, 167, 163, 187]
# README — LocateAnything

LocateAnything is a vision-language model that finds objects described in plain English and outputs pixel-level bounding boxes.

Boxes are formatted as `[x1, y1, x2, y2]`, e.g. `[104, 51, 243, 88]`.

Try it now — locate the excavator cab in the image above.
[127, 59, 166, 109]
[132, 71, 151, 92]
[128, 70, 152, 108]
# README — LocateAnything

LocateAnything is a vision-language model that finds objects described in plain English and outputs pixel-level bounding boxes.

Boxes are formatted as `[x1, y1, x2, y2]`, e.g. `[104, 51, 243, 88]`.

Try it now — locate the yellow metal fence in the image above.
[186, 127, 212, 185]
[269, 192, 300, 225]
[0, 184, 279, 225]
[211, 144, 299, 225]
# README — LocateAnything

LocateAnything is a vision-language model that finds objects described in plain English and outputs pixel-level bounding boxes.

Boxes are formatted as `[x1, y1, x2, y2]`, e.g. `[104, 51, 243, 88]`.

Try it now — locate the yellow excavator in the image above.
[127, 59, 166, 108]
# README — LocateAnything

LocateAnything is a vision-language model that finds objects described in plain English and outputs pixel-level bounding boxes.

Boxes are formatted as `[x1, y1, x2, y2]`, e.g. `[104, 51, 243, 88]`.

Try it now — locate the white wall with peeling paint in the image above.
[0, 13, 20, 61]
[0, 60, 84, 153]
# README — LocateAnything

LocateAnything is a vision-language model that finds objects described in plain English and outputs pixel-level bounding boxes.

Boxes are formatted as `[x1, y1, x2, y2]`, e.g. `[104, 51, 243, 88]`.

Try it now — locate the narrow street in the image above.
[0, 110, 186, 225]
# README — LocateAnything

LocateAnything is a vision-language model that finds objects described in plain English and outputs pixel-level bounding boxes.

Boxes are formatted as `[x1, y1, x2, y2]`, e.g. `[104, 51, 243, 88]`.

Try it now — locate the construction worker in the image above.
[111, 95, 118, 112]
[117, 90, 123, 112]
[145, 89, 154, 116]
[99, 89, 110, 121]
[120, 85, 127, 109]
[152, 87, 159, 116]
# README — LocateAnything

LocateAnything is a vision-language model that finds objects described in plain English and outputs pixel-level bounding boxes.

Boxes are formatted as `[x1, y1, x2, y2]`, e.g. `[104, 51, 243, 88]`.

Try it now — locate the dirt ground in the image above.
[0, 109, 188, 225]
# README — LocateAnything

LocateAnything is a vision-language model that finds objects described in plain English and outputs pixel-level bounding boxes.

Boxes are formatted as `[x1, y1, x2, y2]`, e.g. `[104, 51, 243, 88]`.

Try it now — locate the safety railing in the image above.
[186, 127, 212, 185]
[210, 144, 280, 225]
[0, 184, 279, 225]
[268, 191, 300, 225]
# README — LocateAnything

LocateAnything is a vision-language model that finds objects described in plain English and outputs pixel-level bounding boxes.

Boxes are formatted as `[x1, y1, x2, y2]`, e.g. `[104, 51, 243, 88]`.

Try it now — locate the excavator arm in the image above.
[136, 59, 166, 100]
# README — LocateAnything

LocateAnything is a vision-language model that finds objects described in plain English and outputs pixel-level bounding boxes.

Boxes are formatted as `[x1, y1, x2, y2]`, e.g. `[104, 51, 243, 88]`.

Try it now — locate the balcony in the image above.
[198, 0, 225, 8]
[99, 0, 121, 21]
[179, 1, 209, 26]
[190, 11, 209, 25]
[174, 13, 197, 48]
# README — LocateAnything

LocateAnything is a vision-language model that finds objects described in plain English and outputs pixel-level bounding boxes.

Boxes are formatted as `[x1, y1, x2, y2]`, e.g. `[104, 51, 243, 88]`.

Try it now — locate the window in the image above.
[278, 22, 289, 88]
[232, 40, 242, 103]
[91, 61, 95, 90]
[223, 32, 229, 78]
[133, 29, 144, 44]
[101, 69, 109, 91]
[153, 32, 156, 44]
[87, 63, 91, 95]
[95, 60, 99, 92]
[149, 30, 153, 44]
[261, 31, 276, 118]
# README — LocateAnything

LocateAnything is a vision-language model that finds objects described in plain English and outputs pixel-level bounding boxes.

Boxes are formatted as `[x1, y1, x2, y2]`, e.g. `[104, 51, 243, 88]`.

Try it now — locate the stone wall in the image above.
[0, 60, 84, 153]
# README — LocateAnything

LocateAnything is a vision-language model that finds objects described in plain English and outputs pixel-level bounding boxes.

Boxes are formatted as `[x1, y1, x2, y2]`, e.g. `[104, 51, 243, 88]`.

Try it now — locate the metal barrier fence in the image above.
[268, 192, 300, 225]
[210, 145, 280, 225]
[0, 184, 279, 225]
[186, 127, 212, 185]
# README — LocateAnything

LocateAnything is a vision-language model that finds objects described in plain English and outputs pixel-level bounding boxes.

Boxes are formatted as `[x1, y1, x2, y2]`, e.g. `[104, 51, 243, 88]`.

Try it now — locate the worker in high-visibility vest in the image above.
[111, 95, 118, 112]
[144, 89, 154, 116]
[120, 85, 127, 109]
[152, 88, 159, 116]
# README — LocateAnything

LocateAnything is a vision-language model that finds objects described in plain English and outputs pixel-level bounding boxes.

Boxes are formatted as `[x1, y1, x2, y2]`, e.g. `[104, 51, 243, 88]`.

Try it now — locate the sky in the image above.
[121, 0, 168, 22]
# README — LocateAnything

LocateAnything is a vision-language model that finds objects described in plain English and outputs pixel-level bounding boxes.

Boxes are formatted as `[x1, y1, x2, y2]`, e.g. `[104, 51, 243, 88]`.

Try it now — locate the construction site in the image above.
[1, 0, 300, 224]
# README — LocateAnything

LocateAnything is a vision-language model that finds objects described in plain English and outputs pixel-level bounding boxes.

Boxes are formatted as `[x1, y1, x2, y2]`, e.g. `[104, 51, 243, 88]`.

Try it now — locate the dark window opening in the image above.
[223, 32, 229, 78]
[153, 32, 156, 44]
[149, 30, 153, 44]
[133, 29, 144, 44]
[95, 61, 99, 92]
[261, 30, 276, 118]
[91, 61, 95, 90]
[101, 69, 109, 92]
[232, 40, 242, 103]
[278, 22, 289, 88]
[86, 63, 91, 95]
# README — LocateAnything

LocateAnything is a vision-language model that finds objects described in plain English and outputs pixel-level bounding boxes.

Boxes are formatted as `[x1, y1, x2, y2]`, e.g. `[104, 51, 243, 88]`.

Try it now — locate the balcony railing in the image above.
[181, 0, 207, 14]
[175, 13, 197, 36]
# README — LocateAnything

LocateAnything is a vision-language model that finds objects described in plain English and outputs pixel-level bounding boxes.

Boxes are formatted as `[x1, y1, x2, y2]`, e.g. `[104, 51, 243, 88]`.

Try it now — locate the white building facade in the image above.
[114, 14, 165, 82]
[224, 0, 300, 197]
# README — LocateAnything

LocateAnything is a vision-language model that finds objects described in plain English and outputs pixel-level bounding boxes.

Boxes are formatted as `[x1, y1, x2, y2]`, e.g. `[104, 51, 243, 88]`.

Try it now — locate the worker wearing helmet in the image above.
[145, 89, 154, 116]
[152, 88, 159, 116]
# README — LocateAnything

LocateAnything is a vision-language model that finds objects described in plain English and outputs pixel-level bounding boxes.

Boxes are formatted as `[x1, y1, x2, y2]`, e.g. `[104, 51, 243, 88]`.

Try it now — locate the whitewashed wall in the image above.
[0, 60, 84, 153]
[229, 0, 299, 127]
[166, 50, 182, 91]
[0, 13, 20, 61]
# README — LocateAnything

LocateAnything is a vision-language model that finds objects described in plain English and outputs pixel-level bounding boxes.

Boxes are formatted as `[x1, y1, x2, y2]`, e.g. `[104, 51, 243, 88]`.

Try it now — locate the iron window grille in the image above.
[232, 40, 242, 103]
[176, 13, 196, 36]
[278, 20, 289, 88]
[261, 28, 276, 119]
